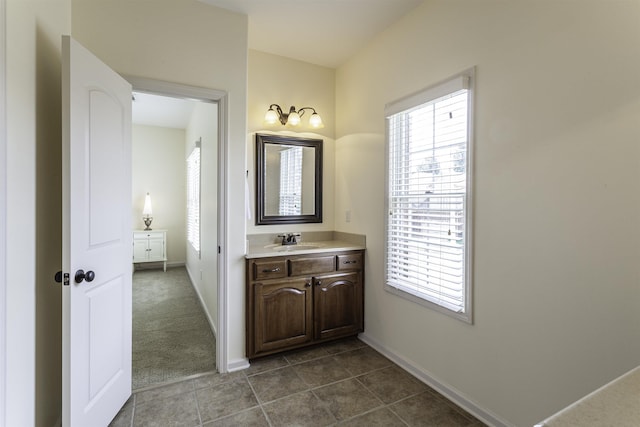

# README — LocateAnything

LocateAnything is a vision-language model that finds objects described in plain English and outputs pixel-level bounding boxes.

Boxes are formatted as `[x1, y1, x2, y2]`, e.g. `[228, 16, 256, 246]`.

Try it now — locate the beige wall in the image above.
[335, 1, 640, 425]
[185, 102, 219, 335]
[72, 0, 248, 369]
[132, 124, 187, 265]
[5, 0, 71, 425]
[247, 50, 336, 235]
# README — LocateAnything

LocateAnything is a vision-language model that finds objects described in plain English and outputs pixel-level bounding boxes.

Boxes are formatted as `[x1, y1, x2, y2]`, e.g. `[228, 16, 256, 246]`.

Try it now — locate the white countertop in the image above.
[537, 365, 640, 427]
[245, 240, 366, 259]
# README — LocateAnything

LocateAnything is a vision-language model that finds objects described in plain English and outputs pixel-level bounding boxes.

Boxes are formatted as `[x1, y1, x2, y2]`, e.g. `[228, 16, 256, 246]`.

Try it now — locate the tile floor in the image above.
[110, 337, 485, 427]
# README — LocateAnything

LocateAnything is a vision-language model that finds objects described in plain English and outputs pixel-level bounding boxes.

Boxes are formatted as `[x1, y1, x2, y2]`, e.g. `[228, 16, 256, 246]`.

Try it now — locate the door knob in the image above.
[74, 269, 95, 284]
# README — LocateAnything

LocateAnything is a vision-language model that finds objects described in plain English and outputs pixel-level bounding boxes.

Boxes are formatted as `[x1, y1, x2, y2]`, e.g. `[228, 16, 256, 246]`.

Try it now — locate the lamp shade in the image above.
[142, 193, 153, 216]
[264, 108, 279, 124]
[287, 111, 301, 126]
[309, 112, 324, 128]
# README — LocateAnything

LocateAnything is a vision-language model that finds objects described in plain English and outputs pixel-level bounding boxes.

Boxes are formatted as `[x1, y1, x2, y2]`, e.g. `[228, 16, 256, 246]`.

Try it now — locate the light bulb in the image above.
[264, 108, 279, 124]
[309, 112, 323, 128]
[287, 111, 301, 126]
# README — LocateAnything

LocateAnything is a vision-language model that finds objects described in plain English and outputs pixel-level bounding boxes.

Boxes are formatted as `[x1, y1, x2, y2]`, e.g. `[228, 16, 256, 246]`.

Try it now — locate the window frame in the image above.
[384, 68, 475, 324]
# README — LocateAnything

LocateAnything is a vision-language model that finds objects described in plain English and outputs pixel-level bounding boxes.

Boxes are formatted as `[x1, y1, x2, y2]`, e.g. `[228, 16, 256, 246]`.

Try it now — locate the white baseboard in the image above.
[227, 357, 250, 373]
[133, 261, 185, 271]
[184, 264, 217, 339]
[167, 261, 185, 268]
[358, 333, 513, 427]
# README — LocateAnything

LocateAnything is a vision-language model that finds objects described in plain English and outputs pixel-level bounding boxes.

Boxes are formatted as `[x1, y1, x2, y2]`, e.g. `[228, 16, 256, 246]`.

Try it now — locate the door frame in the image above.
[0, 0, 7, 420]
[124, 76, 229, 372]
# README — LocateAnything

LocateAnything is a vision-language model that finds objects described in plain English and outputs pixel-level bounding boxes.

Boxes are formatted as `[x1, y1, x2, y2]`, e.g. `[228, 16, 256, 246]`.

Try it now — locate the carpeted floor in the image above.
[132, 266, 216, 390]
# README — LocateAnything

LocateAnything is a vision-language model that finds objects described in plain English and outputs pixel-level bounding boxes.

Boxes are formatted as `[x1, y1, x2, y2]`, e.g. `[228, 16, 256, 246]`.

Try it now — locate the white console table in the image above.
[132, 229, 167, 271]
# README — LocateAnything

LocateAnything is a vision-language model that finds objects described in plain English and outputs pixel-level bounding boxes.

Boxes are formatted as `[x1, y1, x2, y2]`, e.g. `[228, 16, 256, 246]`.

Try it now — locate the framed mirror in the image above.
[256, 133, 323, 225]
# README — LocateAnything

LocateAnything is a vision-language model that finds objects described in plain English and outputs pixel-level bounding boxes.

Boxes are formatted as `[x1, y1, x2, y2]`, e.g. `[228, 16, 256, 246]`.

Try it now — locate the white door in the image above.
[61, 35, 132, 427]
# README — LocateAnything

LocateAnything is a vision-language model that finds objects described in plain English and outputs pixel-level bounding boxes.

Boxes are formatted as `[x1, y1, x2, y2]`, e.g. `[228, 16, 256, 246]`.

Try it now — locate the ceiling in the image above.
[133, 1, 425, 127]
[132, 92, 199, 128]
[199, 0, 424, 68]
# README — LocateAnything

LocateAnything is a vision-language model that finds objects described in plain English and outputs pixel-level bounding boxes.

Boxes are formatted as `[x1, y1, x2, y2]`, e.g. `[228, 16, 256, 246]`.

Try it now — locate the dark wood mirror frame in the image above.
[256, 133, 323, 225]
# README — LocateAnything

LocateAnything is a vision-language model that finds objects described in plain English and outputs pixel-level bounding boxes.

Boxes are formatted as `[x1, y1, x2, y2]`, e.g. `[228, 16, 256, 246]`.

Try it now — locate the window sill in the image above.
[384, 284, 472, 324]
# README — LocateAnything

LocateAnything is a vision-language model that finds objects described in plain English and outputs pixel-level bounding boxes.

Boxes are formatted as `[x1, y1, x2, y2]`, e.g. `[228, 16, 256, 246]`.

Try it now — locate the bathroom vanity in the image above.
[245, 234, 365, 359]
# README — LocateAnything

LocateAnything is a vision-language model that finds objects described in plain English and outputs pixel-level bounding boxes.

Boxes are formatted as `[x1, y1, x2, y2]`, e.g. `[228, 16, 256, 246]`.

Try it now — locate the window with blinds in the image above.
[278, 146, 303, 216]
[385, 70, 474, 322]
[186, 144, 201, 252]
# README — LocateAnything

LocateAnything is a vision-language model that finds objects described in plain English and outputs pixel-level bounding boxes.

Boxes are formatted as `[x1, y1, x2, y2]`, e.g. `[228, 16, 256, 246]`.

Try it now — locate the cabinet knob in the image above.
[316, 280, 322, 286]
[305, 282, 311, 287]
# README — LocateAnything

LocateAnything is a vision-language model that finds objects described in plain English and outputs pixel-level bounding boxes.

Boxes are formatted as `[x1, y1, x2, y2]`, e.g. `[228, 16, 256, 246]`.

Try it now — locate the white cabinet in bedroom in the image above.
[132, 230, 167, 271]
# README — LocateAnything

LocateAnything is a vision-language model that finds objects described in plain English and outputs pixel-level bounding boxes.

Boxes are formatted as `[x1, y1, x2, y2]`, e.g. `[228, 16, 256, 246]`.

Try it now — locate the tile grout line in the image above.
[352, 375, 414, 426]
[192, 379, 204, 427]
[245, 341, 367, 376]
[245, 373, 274, 427]
[307, 387, 339, 426]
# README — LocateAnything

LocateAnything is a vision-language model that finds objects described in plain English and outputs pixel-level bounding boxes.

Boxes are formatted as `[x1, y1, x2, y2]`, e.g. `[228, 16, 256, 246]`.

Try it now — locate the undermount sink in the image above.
[270, 244, 320, 252]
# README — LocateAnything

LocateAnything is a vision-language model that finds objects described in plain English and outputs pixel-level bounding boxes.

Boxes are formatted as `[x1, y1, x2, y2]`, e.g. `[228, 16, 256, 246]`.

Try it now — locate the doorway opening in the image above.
[127, 78, 227, 390]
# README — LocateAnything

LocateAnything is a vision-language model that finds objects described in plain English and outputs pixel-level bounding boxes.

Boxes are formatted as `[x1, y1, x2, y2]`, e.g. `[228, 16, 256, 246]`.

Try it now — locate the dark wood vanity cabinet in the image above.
[246, 250, 364, 359]
[253, 278, 313, 355]
[314, 272, 362, 341]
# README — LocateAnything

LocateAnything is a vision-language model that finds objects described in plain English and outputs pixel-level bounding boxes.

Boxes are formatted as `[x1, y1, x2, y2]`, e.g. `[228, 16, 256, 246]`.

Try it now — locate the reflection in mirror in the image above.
[256, 134, 322, 225]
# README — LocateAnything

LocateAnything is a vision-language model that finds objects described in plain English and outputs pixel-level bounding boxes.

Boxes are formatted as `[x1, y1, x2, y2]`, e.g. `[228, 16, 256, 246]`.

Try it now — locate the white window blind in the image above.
[385, 71, 473, 321]
[186, 143, 201, 252]
[278, 146, 303, 216]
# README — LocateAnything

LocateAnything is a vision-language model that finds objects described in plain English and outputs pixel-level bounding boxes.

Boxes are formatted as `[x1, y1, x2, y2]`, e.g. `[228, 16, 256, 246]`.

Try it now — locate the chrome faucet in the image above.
[278, 233, 300, 246]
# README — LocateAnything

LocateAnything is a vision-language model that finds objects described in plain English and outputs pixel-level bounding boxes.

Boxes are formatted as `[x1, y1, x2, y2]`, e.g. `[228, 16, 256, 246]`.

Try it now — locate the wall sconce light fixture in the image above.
[264, 104, 324, 128]
[142, 192, 153, 230]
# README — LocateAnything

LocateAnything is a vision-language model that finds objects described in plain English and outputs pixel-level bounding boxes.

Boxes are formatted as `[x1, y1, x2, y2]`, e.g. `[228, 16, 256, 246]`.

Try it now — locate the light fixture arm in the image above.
[296, 107, 317, 118]
[265, 104, 323, 128]
[268, 104, 288, 125]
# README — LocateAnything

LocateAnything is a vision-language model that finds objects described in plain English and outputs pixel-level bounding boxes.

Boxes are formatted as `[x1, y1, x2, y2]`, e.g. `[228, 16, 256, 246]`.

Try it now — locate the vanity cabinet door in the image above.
[313, 272, 363, 341]
[253, 279, 313, 355]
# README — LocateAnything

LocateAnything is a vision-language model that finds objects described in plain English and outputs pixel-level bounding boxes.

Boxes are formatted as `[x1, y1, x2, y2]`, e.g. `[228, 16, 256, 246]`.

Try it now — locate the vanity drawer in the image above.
[289, 256, 335, 276]
[253, 260, 287, 280]
[337, 253, 363, 271]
